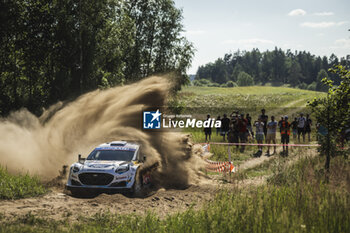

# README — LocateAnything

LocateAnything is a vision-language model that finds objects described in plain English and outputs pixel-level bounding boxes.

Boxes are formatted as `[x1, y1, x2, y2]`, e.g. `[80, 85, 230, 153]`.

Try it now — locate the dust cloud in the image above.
[0, 76, 205, 188]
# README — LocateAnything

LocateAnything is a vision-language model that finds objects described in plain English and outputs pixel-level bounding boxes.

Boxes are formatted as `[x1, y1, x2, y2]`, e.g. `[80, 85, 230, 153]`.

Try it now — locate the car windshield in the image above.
[87, 150, 135, 161]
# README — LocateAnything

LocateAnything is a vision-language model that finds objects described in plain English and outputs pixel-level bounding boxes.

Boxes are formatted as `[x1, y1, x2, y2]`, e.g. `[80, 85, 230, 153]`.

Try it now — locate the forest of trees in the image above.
[0, 0, 194, 116]
[195, 48, 350, 90]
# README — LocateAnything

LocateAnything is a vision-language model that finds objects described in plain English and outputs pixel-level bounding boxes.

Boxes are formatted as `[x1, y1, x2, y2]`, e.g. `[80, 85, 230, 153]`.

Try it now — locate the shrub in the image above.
[307, 82, 317, 91]
[226, 81, 237, 87]
[237, 72, 254, 86]
[0, 167, 47, 199]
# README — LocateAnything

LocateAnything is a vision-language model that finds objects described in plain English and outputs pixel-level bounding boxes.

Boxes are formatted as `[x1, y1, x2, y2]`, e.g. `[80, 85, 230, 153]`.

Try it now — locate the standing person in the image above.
[221, 114, 230, 141]
[305, 114, 312, 142]
[297, 113, 306, 143]
[204, 114, 212, 141]
[237, 114, 248, 153]
[254, 117, 265, 157]
[280, 116, 291, 156]
[259, 109, 269, 137]
[278, 116, 284, 133]
[216, 115, 221, 136]
[266, 116, 277, 156]
[231, 115, 240, 150]
[246, 113, 253, 139]
[291, 117, 298, 142]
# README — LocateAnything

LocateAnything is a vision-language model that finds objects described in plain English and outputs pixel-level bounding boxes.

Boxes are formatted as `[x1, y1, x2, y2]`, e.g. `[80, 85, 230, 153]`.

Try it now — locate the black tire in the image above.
[131, 169, 143, 196]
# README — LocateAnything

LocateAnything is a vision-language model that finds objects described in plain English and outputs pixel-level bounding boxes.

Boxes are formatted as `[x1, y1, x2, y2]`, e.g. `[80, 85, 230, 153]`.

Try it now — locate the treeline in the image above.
[195, 48, 349, 90]
[0, 0, 193, 116]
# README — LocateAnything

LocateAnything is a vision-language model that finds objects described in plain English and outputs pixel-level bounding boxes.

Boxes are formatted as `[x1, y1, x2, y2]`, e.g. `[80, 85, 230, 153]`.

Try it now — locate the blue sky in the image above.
[173, 0, 350, 74]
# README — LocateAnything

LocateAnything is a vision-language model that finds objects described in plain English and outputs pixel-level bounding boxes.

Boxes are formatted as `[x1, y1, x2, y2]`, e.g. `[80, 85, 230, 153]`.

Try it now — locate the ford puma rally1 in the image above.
[66, 141, 148, 195]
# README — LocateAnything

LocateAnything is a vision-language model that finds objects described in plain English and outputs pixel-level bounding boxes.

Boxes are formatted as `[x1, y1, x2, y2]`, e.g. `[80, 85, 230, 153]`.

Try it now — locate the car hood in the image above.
[80, 160, 130, 171]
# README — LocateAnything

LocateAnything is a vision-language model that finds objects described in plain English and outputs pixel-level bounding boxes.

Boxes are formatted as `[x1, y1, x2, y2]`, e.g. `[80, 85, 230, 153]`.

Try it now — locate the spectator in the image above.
[297, 113, 306, 143]
[278, 116, 284, 133]
[291, 117, 298, 142]
[280, 116, 291, 156]
[230, 115, 240, 150]
[305, 114, 312, 142]
[221, 114, 230, 141]
[246, 113, 253, 138]
[237, 114, 248, 152]
[216, 115, 221, 136]
[259, 109, 268, 137]
[266, 116, 277, 156]
[254, 117, 265, 157]
[204, 114, 212, 141]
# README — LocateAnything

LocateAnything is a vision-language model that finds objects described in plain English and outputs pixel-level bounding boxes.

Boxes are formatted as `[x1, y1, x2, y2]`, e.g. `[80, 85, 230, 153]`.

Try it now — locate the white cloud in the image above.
[223, 38, 274, 45]
[313, 12, 334, 16]
[288, 9, 306, 16]
[300, 21, 347, 28]
[332, 38, 350, 49]
[184, 30, 206, 36]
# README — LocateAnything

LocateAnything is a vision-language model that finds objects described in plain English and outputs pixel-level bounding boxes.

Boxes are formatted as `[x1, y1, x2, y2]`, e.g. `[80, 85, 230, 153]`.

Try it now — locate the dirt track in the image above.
[0, 146, 315, 222]
[0, 177, 223, 221]
[0, 154, 279, 222]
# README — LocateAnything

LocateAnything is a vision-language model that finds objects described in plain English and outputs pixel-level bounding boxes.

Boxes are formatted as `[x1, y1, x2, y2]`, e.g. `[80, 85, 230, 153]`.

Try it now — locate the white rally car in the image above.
[66, 141, 150, 196]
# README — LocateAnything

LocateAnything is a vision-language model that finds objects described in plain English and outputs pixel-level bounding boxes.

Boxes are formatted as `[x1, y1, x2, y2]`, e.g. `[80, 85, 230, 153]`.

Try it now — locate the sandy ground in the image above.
[0, 148, 312, 222]
[0, 175, 227, 221]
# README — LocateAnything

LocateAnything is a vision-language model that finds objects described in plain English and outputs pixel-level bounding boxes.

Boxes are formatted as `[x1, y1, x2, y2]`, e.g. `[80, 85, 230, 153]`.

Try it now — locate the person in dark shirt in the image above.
[216, 115, 221, 136]
[278, 116, 284, 133]
[246, 113, 253, 139]
[305, 114, 312, 142]
[204, 114, 212, 141]
[229, 115, 240, 149]
[280, 116, 291, 156]
[237, 114, 248, 152]
[259, 109, 268, 137]
[291, 117, 298, 142]
[221, 114, 230, 141]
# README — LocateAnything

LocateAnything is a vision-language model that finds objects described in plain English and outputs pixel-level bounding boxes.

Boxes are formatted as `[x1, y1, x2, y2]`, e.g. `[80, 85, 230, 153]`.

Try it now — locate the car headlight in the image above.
[115, 165, 129, 173]
[72, 166, 80, 173]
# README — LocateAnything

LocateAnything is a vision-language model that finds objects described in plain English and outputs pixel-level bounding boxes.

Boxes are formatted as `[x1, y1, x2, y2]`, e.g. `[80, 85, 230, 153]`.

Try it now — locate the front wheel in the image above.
[131, 170, 143, 196]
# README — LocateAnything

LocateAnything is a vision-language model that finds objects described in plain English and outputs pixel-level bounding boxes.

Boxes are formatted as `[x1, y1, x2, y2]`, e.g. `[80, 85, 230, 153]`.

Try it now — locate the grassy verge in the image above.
[0, 167, 47, 200]
[179, 86, 326, 118]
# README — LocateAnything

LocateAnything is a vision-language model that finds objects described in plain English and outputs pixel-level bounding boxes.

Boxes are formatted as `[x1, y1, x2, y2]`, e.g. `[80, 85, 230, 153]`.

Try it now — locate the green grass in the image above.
[0, 167, 47, 200]
[179, 85, 326, 118]
[1, 154, 349, 233]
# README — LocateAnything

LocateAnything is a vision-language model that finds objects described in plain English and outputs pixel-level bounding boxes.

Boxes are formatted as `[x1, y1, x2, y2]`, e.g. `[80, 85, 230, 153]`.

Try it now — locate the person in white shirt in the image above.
[297, 113, 306, 143]
[266, 116, 277, 156]
[254, 117, 265, 157]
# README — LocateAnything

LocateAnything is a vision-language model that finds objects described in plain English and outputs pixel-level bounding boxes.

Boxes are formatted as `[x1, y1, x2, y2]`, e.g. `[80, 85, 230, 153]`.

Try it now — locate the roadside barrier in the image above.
[201, 143, 235, 173]
[200, 142, 320, 147]
[205, 159, 236, 173]
[200, 142, 320, 174]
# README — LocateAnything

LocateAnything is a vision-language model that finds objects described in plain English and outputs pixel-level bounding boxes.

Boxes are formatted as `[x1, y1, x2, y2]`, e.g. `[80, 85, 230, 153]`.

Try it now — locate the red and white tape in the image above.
[201, 142, 320, 147]
[205, 159, 236, 173]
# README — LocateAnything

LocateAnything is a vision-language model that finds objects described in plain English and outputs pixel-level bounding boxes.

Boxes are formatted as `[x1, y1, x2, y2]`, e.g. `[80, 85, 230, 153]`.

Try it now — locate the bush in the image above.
[193, 79, 220, 87]
[0, 167, 47, 199]
[298, 82, 308, 90]
[226, 80, 237, 87]
[307, 82, 317, 91]
[237, 72, 254, 86]
[208, 82, 220, 87]
[220, 83, 228, 87]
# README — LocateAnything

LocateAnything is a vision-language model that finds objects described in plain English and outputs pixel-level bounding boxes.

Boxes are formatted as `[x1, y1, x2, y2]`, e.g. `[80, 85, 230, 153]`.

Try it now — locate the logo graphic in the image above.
[143, 109, 162, 129]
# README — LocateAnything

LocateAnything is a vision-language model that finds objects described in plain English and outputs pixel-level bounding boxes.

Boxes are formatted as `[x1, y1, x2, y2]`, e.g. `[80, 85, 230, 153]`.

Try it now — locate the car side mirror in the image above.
[78, 154, 85, 164]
